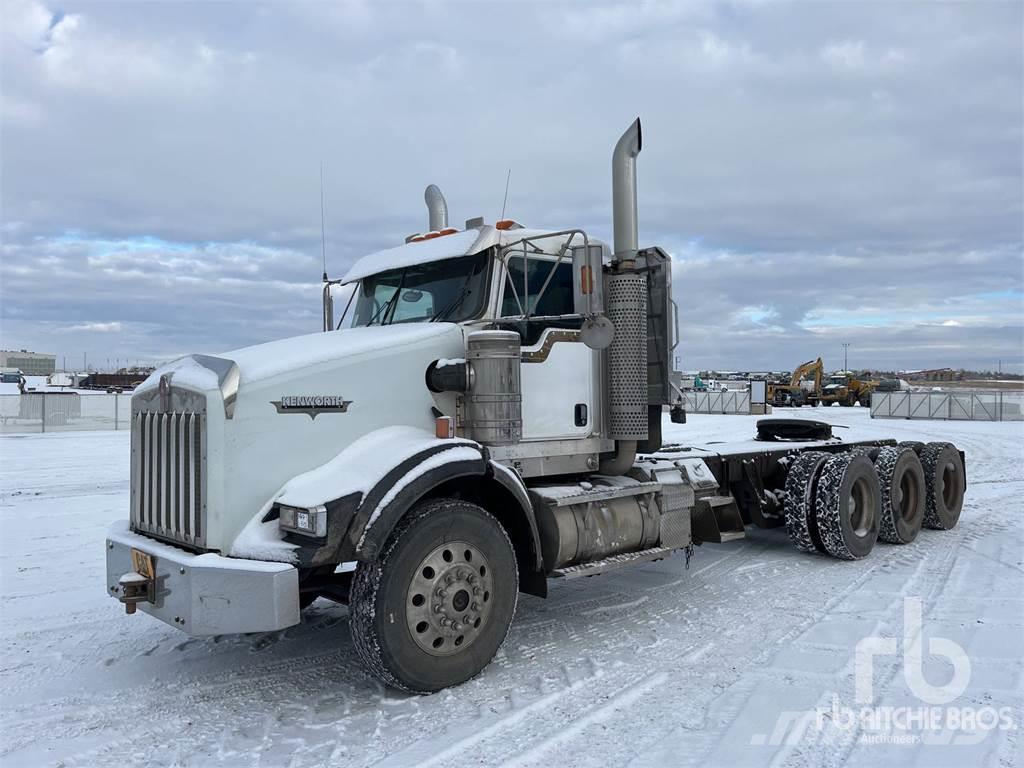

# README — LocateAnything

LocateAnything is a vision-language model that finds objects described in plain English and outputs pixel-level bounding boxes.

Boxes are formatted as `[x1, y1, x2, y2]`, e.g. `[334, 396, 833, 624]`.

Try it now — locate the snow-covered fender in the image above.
[263, 427, 546, 597]
[350, 444, 547, 597]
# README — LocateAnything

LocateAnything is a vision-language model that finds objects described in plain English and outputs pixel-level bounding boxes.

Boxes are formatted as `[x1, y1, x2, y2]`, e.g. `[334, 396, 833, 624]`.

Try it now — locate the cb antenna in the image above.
[320, 161, 328, 281]
[499, 168, 511, 223]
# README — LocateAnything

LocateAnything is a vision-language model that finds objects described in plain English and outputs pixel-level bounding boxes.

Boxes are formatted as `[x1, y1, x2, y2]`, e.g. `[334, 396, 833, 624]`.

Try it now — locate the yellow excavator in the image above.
[767, 358, 823, 407]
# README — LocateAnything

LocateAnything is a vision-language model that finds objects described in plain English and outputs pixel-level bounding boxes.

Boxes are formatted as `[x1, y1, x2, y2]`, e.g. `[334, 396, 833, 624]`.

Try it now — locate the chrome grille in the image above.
[131, 409, 206, 548]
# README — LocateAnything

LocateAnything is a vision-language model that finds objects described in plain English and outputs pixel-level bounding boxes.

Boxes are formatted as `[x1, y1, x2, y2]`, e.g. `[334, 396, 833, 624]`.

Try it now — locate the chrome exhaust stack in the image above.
[424, 184, 449, 231]
[611, 118, 642, 264]
[602, 118, 648, 472]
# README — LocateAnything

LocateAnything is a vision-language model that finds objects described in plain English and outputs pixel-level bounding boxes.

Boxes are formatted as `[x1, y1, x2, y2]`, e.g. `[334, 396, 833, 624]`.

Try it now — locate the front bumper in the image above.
[105, 521, 300, 636]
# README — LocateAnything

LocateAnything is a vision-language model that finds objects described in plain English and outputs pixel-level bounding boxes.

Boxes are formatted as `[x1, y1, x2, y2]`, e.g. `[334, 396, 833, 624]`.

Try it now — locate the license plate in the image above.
[131, 548, 155, 580]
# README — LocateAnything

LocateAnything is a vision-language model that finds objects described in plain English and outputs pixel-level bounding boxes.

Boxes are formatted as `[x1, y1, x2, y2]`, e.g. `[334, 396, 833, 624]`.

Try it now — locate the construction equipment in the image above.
[766, 358, 823, 407]
[105, 120, 966, 693]
[819, 372, 878, 407]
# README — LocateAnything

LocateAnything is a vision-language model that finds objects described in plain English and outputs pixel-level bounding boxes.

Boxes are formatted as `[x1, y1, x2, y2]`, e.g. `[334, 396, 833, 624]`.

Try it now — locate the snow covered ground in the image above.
[1, 409, 1021, 767]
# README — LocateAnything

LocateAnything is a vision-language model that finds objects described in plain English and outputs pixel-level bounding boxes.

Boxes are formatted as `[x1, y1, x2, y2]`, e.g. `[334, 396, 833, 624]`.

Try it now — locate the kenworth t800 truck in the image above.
[106, 120, 966, 692]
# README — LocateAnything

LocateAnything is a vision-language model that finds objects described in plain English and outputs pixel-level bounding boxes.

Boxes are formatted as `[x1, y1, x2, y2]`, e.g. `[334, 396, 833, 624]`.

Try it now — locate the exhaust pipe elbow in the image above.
[424, 184, 448, 232]
[611, 118, 642, 262]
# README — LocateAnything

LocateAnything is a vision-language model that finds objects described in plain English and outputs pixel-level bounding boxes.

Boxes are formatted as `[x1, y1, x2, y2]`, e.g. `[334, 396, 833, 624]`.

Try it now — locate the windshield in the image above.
[350, 252, 490, 327]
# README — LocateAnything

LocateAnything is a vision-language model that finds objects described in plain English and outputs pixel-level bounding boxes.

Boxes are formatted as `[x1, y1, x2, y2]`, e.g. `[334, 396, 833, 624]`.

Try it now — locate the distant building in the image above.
[0, 349, 56, 376]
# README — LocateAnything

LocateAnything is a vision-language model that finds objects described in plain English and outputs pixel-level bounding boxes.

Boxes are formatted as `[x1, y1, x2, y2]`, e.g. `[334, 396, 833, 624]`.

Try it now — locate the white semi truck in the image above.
[106, 120, 966, 692]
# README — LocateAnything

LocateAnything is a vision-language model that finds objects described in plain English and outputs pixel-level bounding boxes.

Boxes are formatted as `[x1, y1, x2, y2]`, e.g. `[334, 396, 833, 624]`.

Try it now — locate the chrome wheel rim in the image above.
[405, 540, 494, 656]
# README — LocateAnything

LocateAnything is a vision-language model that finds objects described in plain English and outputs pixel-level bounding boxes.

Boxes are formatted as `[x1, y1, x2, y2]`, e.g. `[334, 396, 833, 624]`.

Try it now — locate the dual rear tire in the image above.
[814, 453, 881, 559]
[783, 441, 961, 560]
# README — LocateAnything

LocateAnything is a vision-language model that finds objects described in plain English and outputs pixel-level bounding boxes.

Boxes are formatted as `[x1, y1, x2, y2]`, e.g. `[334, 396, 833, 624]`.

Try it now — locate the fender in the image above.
[349, 442, 487, 560]
[350, 446, 546, 596]
[264, 430, 546, 594]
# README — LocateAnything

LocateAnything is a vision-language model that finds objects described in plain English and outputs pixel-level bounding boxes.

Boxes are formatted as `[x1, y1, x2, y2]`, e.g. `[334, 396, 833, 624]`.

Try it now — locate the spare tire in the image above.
[757, 419, 833, 442]
[815, 453, 881, 560]
[784, 451, 830, 554]
[875, 447, 926, 544]
[920, 442, 965, 530]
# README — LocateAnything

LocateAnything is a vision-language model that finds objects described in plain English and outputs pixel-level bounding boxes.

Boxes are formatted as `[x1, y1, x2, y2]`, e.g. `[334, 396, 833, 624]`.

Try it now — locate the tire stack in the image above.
[783, 441, 964, 560]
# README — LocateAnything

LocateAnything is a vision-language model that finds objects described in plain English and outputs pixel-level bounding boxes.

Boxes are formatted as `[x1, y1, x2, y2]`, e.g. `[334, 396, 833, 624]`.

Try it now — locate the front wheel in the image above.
[349, 498, 518, 693]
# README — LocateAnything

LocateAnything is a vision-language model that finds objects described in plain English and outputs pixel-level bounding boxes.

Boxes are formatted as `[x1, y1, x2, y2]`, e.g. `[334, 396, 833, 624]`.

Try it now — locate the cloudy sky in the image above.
[1, 0, 1021, 374]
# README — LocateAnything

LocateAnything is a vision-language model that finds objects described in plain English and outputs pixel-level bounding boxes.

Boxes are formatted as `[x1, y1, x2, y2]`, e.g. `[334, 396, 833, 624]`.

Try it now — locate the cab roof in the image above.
[341, 225, 607, 284]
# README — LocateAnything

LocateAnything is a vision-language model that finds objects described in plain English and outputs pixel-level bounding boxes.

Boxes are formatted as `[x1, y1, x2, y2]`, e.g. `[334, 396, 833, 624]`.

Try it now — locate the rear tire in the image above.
[349, 498, 518, 693]
[784, 451, 830, 553]
[920, 442, 964, 530]
[814, 453, 881, 560]
[875, 447, 926, 544]
[898, 441, 925, 455]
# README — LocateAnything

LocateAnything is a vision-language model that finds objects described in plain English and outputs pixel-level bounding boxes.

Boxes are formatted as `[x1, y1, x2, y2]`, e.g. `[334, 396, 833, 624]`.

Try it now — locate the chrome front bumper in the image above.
[105, 521, 300, 636]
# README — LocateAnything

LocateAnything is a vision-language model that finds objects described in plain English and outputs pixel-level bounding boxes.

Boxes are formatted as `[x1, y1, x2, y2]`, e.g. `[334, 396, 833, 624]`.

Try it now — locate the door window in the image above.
[500, 257, 574, 317]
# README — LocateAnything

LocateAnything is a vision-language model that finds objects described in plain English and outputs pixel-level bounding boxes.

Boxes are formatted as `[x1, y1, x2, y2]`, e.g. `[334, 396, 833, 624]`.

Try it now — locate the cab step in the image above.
[552, 546, 677, 579]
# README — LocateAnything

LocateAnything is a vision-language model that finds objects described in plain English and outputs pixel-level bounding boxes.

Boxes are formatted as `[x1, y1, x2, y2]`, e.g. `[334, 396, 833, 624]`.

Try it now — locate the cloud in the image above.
[0, 0, 1020, 372]
[63, 322, 123, 333]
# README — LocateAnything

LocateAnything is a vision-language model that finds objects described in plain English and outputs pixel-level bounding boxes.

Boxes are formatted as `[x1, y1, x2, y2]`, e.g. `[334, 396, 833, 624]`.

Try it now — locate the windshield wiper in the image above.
[366, 291, 399, 326]
[430, 273, 474, 322]
[367, 271, 407, 326]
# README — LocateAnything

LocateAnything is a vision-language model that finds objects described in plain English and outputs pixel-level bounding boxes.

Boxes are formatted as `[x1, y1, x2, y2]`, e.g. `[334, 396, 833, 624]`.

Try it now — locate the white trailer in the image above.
[106, 121, 967, 692]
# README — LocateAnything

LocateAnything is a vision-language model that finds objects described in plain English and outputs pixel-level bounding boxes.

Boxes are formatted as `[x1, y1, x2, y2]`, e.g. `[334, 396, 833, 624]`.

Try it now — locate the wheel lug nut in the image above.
[471, 602, 479, 611]
[446, 574, 455, 584]
[439, 617, 449, 627]
[473, 587, 481, 595]
[451, 622, 461, 631]
[433, 604, 442, 613]
[436, 588, 447, 597]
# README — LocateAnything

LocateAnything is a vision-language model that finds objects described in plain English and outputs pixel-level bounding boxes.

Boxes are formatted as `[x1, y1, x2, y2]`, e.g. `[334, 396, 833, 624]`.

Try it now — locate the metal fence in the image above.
[0, 393, 133, 433]
[871, 390, 1024, 421]
[683, 390, 752, 415]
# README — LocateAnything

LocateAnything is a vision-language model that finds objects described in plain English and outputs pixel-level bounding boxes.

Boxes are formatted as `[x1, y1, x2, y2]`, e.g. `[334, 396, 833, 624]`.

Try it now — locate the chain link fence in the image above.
[683, 389, 753, 415]
[0, 393, 133, 434]
[871, 390, 1024, 421]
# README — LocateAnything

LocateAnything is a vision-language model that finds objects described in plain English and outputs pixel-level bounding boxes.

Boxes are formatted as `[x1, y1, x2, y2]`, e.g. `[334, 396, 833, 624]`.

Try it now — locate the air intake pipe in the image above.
[425, 184, 448, 232]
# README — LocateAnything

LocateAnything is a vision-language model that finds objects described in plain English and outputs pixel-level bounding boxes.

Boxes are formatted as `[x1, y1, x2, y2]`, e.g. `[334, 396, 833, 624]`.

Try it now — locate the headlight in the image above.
[278, 504, 327, 538]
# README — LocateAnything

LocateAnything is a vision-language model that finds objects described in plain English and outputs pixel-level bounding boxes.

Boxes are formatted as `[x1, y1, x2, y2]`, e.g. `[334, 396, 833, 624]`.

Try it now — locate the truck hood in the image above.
[224, 324, 463, 386]
[136, 323, 468, 554]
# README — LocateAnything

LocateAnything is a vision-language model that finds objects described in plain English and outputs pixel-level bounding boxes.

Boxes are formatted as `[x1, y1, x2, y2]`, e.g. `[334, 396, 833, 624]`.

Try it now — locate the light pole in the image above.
[842, 343, 850, 373]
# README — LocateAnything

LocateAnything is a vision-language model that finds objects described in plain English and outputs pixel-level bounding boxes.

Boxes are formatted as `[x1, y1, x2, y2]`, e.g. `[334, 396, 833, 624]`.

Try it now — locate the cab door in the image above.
[498, 255, 595, 441]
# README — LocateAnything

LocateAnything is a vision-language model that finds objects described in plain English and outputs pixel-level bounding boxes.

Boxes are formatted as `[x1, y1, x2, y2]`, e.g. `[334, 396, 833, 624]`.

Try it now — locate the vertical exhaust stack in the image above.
[424, 184, 448, 232]
[602, 118, 648, 473]
[611, 118, 642, 264]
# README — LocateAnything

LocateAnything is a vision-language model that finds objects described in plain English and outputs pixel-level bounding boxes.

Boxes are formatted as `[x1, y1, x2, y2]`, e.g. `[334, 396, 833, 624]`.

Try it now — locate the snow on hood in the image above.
[223, 324, 461, 386]
[135, 355, 222, 395]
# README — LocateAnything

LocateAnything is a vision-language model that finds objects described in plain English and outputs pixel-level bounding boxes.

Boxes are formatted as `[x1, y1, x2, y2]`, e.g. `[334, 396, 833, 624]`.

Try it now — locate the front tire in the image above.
[349, 498, 518, 693]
